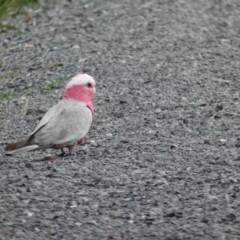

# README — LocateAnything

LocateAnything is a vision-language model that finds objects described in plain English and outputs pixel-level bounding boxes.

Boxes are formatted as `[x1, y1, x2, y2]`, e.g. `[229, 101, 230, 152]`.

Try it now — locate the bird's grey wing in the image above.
[31, 100, 68, 135]
[33, 101, 92, 147]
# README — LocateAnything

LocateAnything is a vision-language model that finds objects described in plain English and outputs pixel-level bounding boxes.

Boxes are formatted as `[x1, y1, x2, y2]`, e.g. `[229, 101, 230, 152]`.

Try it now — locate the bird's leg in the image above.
[68, 143, 77, 155]
[48, 147, 65, 161]
[68, 146, 75, 154]
[59, 147, 66, 157]
[77, 137, 86, 145]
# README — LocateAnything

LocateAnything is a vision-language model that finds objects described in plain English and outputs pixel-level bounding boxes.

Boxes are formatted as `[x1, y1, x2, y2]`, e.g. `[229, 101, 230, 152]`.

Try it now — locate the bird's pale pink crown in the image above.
[63, 74, 96, 113]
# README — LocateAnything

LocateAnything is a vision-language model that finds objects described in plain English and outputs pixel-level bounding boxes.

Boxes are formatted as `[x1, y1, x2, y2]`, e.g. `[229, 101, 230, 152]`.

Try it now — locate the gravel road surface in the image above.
[1, 0, 240, 239]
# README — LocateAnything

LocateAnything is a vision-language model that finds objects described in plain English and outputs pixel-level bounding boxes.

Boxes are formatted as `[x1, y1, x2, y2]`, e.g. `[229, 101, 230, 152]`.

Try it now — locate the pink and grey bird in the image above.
[5, 74, 96, 155]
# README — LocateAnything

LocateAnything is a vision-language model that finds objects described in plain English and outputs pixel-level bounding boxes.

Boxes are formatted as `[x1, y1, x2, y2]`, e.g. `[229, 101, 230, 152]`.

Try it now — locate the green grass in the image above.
[0, 68, 21, 101]
[0, 21, 17, 29]
[40, 75, 73, 93]
[0, 0, 38, 29]
[0, 91, 19, 101]
[0, 69, 72, 129]
[0, 67, 19, 82]
[0, 69, 71, 128]
[0, 68, 72, 101]
[0, 92, 31, 128]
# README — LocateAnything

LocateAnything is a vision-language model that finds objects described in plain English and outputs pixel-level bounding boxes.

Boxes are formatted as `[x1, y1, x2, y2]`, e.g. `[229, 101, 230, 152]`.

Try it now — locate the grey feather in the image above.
[5, 99, 92, 154]
[33, 99, 92, 148]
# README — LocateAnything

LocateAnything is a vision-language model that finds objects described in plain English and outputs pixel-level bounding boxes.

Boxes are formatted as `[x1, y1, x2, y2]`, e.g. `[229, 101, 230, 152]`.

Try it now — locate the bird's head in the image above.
[63, 74, 96, 102]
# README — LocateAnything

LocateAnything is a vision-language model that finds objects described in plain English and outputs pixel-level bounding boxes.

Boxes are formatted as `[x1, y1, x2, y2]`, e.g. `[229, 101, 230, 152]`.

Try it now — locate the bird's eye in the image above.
[86, 82, 92, 88]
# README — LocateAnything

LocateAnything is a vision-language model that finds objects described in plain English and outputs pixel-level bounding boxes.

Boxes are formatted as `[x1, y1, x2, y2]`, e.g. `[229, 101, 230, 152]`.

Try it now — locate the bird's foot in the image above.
[48, 154, 58, 161]
[68, 145, 77, 156]
[69, 152, 77, 157]
[59, 147, 66, 157]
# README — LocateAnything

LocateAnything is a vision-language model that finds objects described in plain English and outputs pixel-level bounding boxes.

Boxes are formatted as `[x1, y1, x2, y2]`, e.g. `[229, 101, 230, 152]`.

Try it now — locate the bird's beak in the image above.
[93, 87, 96, 95]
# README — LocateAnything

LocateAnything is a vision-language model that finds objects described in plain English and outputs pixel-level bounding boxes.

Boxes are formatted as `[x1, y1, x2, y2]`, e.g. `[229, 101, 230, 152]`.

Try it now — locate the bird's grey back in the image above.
[32, 99, 92, 148]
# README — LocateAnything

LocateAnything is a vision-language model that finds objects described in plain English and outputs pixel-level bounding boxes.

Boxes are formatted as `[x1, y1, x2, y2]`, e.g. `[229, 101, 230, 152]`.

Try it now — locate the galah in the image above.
[5, 74, 96, 155]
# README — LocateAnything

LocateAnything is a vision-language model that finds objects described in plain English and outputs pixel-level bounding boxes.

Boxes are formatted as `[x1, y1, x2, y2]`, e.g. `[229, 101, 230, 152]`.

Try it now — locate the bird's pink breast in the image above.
[63, 85, 94, 114]
[63, 85, 95, 146]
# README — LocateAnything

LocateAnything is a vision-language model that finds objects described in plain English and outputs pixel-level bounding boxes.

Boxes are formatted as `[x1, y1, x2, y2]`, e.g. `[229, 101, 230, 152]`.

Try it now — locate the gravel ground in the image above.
[1, 0, 240, 239]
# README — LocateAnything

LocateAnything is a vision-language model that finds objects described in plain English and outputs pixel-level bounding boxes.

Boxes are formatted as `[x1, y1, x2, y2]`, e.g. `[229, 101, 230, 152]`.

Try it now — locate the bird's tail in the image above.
[5, 138, 39, 155]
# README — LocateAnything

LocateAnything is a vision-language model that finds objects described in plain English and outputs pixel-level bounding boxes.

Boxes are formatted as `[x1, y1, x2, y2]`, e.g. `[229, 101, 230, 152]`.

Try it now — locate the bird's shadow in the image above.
[31, 151, 80, 163]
